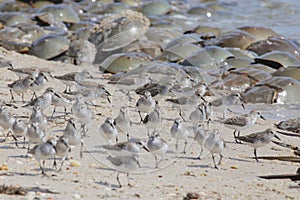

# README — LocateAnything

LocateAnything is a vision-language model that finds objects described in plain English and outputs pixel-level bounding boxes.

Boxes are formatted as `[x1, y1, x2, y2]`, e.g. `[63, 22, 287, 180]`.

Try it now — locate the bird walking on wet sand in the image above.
[136, 90, 156, 122]
[29, 138, 57, 175]
[222, 110, 265, 143]
[204, 129, 226, 169]
[63, 118, 83, 158]
[193, 125, 208, 160]
[107, 154, 141, 188]
[234, 128, 280, 162]
[55, 136, 71, 171]
[101, 138, 148, 157]
[8, 76, 36, 102]
[114, 107, 131, 140]
[170, 118, 190, 154]
[99, 117, 119, 144]
[143, 105, 162, 136]
[147, 133, 168, 168]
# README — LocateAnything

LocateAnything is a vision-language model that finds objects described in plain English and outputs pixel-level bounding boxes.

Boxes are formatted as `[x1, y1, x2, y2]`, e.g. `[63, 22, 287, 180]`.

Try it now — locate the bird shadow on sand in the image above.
[95, 181, 120, 189]
[0, 145, 16, 149]
[187, 164, 211, 169]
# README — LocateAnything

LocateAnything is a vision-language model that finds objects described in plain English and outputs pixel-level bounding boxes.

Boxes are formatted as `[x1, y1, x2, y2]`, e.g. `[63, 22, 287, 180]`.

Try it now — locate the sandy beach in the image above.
[0, 46, 299, 200]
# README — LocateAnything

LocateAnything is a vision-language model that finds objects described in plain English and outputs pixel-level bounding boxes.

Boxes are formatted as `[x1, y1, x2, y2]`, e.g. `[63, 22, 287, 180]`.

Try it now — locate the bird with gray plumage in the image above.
[100, 117, 119, 144]
[170, 118, 190, 154]
[55, 136, 71, 171]
[101, 138, 148, 157]
[54, 70, 93, 93]
[211, 93, 244, 118]
[26, 123, 45, 155]
[136, 90, 156, 122]
[147, 133, 168, 168]
[107, 154, 141, 188]
[193, 125, 208, 160]
[29, 138, 57, 175]
[234, 128, 280, 162]
[8, 75, 36, 102]
[143, 105, 162, 136]
[29, 106, 47, 130]
[204, 129, 226, 169]
[223, 110, 265, 143]
[114, 107, 131, 140]
[11, 118, 28, 148]
[63, 118, 83, 158]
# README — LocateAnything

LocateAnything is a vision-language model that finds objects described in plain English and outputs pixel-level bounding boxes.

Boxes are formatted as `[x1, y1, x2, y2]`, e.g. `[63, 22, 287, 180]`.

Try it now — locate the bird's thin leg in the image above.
[155, 155, 158, 168]
[51, 107, 56, 117]
[218, 154, 223, 165]
[11, 134, 19, 148]
[175, 140, 179, 150]
[127, 173, 132, 187]
[22, 137, 26, 148]
[21, 93, 25, 103]
[10, 89, 15, 103]
[182, 140, 187, 154]
[212, 154, 219, 169]
[138, 111, 143, 123]
[254, 149, 259, 162]
[197, 147, 203, 160]
[53, 154, 57, 169]
[116, 172, 122, 188]
[80, 141, 83, 158]
[41, 160, 46, 175]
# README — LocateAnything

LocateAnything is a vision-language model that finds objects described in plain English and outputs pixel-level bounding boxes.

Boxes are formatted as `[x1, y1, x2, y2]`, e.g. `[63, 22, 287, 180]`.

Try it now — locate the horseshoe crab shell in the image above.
[243, 76, 300, 104]
[38, 4, 80, 23]
[29, 34, 70, 59]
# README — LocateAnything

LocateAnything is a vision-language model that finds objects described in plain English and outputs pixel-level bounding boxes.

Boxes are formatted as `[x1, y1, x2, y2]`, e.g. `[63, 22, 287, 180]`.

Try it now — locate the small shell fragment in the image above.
[70, 160, 81, 167]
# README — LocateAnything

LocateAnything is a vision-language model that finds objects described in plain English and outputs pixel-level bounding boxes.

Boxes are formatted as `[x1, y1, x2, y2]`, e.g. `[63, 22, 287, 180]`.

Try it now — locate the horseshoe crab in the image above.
[246, 36, 300, 58]
[215, 30, 256, 50]
[28, 34, 70, 60]
[90, 10, 150, 65]
[276, 118, 300, 133]
[212, 67, 272, 93]
[238, 26, 279, 41]
[38, 4, 80, 23]
[243, 76, 300, 104]
[99, 52, 152, 73]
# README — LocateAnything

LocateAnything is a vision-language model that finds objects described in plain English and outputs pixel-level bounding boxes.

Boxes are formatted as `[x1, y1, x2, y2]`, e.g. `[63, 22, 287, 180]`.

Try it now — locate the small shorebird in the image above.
[147, 133, 168, 168]
[26, 123, 45, 154]
[204, 129, 226, 169]
[29, 106, 47, 130]
[223, 110, 265, 143]
[136, 90, 156, 122]
[114, 107, 131, 140]
[29, 138, 57, 175]
[23, 87, 55, 111]
[101, 138, 148, 157]
[107, 154, 141, 187]
[54, 70, 92, 93]
[143, 105, 162, 136]
[211, 93, 244, 118]
[170, 118, 190, 154]
[99, 117, 119, 144]
[193, 125, 208, 159]
[166, 89, 204, 121]
[234, 128, 280, 162]
[8, 76, 35, 102]
[63, 118, 83, 158]
[55, 136, 71, 171]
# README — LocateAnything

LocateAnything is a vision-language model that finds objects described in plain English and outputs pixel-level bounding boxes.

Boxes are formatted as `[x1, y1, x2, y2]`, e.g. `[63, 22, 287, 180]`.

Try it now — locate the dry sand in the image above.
[0, 47, 299, 200]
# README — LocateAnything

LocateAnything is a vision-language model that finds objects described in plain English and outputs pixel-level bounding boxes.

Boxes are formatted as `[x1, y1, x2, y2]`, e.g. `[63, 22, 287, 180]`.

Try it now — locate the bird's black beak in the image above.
[274, 134, 281, 141]
[143, 145, 149, 152]
[259, 113, 266, 120]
